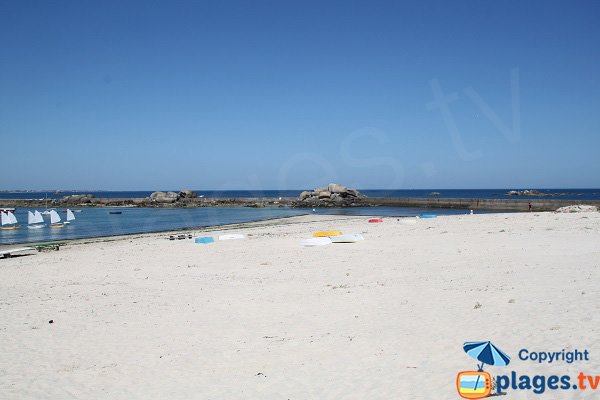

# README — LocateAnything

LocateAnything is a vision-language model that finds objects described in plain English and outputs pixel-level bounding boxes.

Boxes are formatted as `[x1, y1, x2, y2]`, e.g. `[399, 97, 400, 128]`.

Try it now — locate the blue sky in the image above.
[1, 0, 599, 190]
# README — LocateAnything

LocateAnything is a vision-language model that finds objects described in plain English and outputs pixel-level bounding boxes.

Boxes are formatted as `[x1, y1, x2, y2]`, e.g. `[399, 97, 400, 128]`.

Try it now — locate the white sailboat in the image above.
[1, 211, 20, 230]
[28, 210, 45, 229]
[64, 209, 75, 224]
[49, 210, 64, 229]
[1, 212, 9, 229]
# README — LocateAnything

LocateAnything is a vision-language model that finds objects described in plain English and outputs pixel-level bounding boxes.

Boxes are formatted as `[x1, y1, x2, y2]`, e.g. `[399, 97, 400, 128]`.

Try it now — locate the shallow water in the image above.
[1, 206, 501, 245]
[0, 207, 306, 245]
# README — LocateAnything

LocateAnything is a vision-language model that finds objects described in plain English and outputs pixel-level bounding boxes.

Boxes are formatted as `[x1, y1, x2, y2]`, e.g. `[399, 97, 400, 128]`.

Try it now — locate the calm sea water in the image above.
[1, 189, 600, 200]
[0, 206, 493, 245]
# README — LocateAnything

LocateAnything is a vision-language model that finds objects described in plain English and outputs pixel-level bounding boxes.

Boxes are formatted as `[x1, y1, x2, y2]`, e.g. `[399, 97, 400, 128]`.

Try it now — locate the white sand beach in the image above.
[1, 211, 599, 399]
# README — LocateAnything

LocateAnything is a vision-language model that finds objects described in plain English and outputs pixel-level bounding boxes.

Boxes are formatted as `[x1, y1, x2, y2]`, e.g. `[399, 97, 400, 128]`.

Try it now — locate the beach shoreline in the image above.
[0, 214, 372, 250]
[1, 211, 599, 399]
[0, 206, 508, 247]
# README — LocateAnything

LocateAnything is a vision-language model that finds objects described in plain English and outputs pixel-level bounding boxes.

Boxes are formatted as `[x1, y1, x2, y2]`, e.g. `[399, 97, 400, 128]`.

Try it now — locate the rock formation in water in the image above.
[178, 189, 197, 199]
[150, 191, 179, 203]
[62, 194, 95, 203]
[150, 190, 198, 204]
[295, 183, 365, 207]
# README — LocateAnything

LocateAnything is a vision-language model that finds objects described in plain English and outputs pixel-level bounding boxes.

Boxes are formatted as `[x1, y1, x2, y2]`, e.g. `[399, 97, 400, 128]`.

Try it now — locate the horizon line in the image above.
[2, 187, 600, 192]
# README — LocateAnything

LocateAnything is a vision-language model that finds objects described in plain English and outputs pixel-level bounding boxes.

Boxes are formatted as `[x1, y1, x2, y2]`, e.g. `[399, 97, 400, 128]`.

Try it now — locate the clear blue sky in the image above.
[1, 0, 599, 190]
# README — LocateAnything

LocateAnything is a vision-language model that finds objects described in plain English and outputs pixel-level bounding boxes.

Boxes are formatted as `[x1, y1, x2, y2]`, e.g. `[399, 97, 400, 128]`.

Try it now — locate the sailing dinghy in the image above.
[28, 210, 45, 229]
[64, 209, 76, 224]
[1, 211, 20, 230]
[49, 210, 64, 229]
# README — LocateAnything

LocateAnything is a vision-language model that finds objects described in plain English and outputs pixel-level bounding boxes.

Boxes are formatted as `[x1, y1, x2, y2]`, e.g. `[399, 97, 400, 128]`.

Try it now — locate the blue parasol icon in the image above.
[463, 341, 511, 371]
[463, 341, 510, 394]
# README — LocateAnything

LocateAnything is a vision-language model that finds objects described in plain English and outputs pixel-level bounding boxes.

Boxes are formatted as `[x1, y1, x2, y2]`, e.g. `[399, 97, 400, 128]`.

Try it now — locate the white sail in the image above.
[1, 212, 8, 226]
[66, 209, 75, 222]
[50, 210, 61, 224]
[34, 210, 44, 224]
[7, 212, 18, 224]
[29, 210, 45, 224]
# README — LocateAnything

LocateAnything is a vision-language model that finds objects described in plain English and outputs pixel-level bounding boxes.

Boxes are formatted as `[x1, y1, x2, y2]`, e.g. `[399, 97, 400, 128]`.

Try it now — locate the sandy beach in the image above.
[1, 211, 599, 399]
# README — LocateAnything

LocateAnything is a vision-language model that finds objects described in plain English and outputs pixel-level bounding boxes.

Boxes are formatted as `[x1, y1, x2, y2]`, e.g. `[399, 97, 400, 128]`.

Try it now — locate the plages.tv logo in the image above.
[456, 341, 511, 399]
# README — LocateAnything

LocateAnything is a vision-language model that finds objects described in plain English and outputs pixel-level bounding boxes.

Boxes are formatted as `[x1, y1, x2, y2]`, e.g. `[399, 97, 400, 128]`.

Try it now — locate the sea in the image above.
[1, 206, 496, 245]
[2, 188, 600, 201]
[1, 188, 598, 245]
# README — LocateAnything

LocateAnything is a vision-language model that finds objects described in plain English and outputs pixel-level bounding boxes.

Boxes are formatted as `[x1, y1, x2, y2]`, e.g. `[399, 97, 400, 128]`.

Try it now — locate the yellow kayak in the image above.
[313, 231, 342, 237]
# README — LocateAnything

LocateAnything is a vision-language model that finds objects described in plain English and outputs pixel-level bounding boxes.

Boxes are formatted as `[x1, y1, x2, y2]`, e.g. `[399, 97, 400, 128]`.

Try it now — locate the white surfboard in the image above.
[301, 237, 332, 247]
[330, 234, 364, 243]
[219, 234, 245, 241]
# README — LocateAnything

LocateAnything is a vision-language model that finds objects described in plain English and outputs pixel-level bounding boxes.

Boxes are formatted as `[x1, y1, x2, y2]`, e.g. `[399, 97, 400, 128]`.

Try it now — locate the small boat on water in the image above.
[0, 211, 20, 230]
[62, 209, 82, 213]
[64, 209, 76, 224]
[28, 210, 45, 229]
[0, 207, 15, 213]
[49, 210, 64, 229]
[109, 211, 122, 215]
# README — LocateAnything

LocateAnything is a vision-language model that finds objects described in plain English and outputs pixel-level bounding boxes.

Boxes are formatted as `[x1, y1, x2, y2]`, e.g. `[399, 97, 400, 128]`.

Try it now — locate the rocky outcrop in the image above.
[178, 189, 197, 199]
[294, 183, 365, 207]
[62, 194, 95, 203]
[150, 190, 198, 204]
[150, 191, 179, 203]
[327, 183, 346, 194]
[299, 191, 312, 201]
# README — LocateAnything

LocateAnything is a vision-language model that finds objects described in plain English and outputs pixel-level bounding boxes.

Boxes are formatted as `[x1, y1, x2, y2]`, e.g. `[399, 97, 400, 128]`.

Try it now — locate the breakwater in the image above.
[364, 197, 600, 211]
